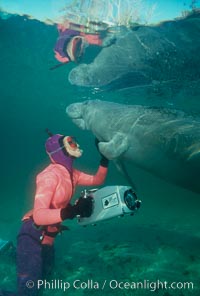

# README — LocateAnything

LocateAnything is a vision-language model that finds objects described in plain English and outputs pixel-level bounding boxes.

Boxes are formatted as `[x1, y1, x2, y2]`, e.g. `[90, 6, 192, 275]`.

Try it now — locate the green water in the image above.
[0, 14, 200, 296]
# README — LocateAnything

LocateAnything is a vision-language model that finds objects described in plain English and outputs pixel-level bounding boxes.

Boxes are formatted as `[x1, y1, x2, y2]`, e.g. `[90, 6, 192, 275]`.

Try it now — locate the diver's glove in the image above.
[75, 196, 94, 217]
[95, 138, 109, 168]
[60, 197, 94, 220]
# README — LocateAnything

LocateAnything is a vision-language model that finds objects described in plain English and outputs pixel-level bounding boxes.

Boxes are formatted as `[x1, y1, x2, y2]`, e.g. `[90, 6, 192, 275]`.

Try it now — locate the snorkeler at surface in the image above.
[0, 130, 108, 296]
[54, 21, 103, 64]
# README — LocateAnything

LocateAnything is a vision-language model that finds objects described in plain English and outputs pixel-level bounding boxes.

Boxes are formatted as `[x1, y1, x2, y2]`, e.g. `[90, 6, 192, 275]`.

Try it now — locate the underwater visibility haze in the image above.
[0, 1, 200, 295]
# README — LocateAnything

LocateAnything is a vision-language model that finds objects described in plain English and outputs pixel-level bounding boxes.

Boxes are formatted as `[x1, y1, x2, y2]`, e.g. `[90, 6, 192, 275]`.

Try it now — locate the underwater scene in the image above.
[0, 1, 200, 295]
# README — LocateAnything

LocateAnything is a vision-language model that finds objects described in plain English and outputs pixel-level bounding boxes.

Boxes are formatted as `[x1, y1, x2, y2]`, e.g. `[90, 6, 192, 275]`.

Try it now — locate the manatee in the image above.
[66, 100, 200, 194]
[68, 11, 200, 89]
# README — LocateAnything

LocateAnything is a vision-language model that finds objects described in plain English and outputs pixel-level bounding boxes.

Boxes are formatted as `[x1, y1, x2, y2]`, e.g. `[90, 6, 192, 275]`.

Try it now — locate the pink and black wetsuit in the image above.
[23, 162, 107, 245]
[15, 134, 108, 296]
[54, 28, 80, 63]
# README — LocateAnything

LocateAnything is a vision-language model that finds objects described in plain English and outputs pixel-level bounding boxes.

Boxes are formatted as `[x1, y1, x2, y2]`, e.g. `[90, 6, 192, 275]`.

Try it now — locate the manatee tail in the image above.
[114, 160, 137, 191]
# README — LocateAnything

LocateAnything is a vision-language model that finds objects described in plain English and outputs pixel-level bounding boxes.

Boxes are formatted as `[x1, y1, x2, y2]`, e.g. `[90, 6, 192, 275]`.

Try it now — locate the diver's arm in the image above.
[74, 138, 109, 186]
[73, 165, 108, 186]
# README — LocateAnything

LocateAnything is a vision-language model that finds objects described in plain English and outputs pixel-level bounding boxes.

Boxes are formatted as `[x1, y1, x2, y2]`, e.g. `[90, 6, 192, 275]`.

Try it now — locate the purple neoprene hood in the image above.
[54, 29, 80, 58]
[45, 134, 73, 173]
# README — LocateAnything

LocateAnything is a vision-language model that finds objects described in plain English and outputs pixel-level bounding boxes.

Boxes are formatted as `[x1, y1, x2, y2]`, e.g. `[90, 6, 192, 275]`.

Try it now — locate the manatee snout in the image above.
[66, 103, 87, 130]
[69, 64, 94, 86]
[66, 103, 83, 119]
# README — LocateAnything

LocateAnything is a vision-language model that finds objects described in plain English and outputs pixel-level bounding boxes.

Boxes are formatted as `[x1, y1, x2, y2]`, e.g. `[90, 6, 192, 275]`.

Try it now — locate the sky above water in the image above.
[1, 0, 200, 24]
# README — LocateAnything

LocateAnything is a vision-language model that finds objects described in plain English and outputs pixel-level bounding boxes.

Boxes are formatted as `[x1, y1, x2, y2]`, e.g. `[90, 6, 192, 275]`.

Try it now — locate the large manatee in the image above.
[68, 11, 200, 89]
[66, 100, 200, 194]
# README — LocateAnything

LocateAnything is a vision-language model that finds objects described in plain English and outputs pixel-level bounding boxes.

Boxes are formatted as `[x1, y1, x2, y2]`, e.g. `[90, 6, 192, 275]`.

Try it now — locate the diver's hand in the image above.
[95, 137, 100, 151]
[60, 196, 93, 220]
[74, 196, 94, 218]
[60, 204, 77, 220]
[95, 138, 109, 167]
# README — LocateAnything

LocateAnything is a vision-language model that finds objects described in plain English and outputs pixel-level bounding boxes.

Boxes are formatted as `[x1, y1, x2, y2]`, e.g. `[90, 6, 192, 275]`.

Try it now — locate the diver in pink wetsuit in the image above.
[29, 133, 108, 245]
[0, 131, 108, 296]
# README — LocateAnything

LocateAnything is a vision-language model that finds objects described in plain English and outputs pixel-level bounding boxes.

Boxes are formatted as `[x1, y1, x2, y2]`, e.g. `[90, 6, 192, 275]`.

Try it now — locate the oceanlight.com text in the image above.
[25, 278, 195, 292]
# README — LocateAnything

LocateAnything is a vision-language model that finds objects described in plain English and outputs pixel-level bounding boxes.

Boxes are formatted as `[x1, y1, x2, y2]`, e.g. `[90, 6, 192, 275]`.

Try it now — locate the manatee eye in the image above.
[83, 100, 89, 105]
[83, 99, 99, 106]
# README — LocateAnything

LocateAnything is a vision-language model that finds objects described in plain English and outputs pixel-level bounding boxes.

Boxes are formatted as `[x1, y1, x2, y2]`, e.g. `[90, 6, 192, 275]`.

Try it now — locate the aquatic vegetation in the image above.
[59, 0, 157, 30]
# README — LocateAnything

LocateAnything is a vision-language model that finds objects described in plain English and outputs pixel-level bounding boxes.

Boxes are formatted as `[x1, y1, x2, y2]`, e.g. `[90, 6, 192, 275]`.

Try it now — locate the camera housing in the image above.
[77, 186, 141, 226]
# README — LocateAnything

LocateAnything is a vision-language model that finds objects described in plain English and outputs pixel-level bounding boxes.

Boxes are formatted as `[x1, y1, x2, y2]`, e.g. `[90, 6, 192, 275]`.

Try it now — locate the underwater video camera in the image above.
[77, 186, 141, 226]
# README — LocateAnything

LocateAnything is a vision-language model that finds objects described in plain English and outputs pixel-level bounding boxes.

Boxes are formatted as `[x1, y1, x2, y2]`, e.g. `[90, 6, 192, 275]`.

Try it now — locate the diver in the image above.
[0, 130, 109, 296]
[53, 21, 103, 66]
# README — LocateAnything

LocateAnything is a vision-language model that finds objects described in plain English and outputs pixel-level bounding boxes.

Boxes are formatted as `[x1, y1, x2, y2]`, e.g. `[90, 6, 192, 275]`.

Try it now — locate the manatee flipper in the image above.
[98, 133, 129, 159]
